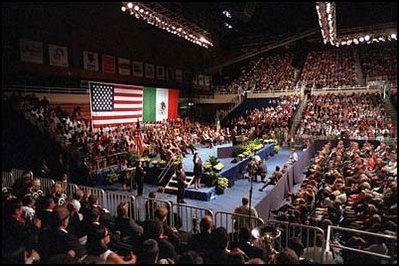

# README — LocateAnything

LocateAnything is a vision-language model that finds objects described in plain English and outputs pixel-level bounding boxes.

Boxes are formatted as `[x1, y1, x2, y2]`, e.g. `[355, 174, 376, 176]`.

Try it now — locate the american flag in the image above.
[89, 82, 143, 128]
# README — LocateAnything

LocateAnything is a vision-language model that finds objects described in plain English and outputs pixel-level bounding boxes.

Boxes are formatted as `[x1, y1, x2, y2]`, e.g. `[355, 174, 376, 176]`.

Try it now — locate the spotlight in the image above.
[364, 35, 370, 41]
[121, 6, 126, 12]
[353, 39, 359, 44]
[127, 2, 133, 9]
[134, 5, 139, 11]
[391, 33, 397, 39]
[359, 37, 364, 42]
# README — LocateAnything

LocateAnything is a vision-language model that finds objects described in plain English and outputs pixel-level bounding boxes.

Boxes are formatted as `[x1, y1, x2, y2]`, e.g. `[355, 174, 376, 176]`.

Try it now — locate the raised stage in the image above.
[95, 143, 275, 201]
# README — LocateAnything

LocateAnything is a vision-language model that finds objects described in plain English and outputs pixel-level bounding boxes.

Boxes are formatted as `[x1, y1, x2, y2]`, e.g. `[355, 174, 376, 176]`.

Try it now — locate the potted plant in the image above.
[216, 176, 229, 194]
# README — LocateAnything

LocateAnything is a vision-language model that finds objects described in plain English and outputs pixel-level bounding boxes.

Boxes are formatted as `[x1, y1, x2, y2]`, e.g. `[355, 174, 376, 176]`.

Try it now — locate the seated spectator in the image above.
[85, 223, 136, 264]
[208, 227, 246, 264]
[114, 201, 143, 240]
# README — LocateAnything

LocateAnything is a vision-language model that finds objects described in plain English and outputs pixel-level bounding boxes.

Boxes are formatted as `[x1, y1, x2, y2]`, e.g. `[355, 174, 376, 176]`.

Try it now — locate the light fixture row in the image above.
[121, 2, 213, 48]
[316, 2, 397, 47]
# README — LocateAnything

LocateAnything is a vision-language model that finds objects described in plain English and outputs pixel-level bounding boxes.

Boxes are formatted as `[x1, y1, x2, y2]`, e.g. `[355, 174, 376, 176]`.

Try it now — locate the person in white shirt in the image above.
[303, 233, 333, 264]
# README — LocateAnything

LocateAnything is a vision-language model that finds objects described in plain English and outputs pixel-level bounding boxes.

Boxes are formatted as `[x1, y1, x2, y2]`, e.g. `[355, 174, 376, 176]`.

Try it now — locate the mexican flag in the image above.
[143, 87, 179, 122]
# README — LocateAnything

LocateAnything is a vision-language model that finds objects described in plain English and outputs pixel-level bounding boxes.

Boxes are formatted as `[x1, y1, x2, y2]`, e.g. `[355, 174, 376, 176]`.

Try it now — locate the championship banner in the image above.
[156, 65, 165, 80]
[48, 44, 69, 67]
[145, 63, 155, 79]
[83, 51, 99, 71]
[102, 54, 116, 73]
[132, 61, 143, 77]
[175, 69, 183, 82]
[166, 67, 174, 81]
[118, 57, 131, 75]
[20, 39, 43, 64]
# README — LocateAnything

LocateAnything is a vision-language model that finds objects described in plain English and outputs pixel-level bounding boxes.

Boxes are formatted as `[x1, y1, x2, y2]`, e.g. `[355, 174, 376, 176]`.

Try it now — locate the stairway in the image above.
[289, 96, 309, 138]
[353, 48, 366, 87]
[164, 174, 195, 194]
[384, 99, 398, 137]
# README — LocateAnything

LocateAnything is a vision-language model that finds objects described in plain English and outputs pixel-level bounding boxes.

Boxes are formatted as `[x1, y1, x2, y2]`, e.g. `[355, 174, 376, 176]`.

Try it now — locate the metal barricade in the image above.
[64, 183, 79, 198]
[3, 171, 14, 188]
[133, 196, 173, 226]
[78, 185, 106, 209]
[326, 225, 397, 264]
[103, 190, 135, 217]
[39, 178, 55, 195]
[12, 169, 25, 181]
[265, 220, 325, 261]
[173, 204, 214, 232]
[214, 211, 264, 243]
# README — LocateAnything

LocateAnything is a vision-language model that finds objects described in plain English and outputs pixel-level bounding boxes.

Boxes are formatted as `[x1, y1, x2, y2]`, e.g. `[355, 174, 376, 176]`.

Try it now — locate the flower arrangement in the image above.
[217, 177, 229, 190]
[235, 139, 263, 158]
[106, 172, 119, 184]
[203, 155, 224, 172]
[159, 160, 167, 168]
[172, 156, 183, 169]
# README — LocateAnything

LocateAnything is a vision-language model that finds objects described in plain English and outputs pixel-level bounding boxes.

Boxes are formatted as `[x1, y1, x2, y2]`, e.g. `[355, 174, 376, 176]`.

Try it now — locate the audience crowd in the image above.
[3, 173, 323, 264]
[228, 96, 300, 144]
[296, 92, 395, 140]
[7, 93, 233, 173]
[272, 140, 397, 263]
[299, 48, 359, 89]
[225, 53, 298, 93]
[359, 42, 397, 87]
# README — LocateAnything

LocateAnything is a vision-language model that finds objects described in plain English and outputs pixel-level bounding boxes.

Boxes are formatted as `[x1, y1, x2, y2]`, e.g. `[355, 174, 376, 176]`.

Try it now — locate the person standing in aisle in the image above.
[135, 160, 146, 196]
[176, 162, 187, 204]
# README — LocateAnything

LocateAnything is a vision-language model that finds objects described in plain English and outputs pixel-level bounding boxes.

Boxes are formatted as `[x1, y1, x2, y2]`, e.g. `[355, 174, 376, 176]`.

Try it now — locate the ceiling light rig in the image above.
[121, 2, 214, 48]
[315, 2, 397, 47]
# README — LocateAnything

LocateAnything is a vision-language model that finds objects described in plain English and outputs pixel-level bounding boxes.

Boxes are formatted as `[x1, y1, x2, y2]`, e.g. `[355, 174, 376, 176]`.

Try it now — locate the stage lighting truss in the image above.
[315, 2, 396, 47]
[121, 2, 214, 48]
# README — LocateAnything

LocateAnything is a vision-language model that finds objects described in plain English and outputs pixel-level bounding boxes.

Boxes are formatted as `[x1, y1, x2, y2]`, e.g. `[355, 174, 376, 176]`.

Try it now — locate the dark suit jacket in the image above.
[40, 228, 86, 262]
[237, 241, 267, 261]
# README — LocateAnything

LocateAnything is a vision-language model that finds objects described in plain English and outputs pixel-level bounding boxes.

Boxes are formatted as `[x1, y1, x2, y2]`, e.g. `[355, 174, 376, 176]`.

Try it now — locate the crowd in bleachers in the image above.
[359, 42, 397, 86]
[225, 53, 298, 93]
[272, 140, 397, 263]
[296, 92, 395, 140]
[228, 96, 300, 144]
[299, 48, 359, 89]
[7, 93, 232, 172]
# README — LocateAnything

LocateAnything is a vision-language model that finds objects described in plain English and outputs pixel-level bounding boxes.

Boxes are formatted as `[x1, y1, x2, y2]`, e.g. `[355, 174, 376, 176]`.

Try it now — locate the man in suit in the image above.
[176, 162, 187, 204]
[39, 206, 86, 262]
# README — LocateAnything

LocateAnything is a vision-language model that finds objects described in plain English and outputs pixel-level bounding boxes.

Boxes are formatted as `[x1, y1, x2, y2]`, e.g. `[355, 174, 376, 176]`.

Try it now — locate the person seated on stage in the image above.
[288, 148, 298, 164]
[259, 166, 283, 192]
[246, 158, 259, 182]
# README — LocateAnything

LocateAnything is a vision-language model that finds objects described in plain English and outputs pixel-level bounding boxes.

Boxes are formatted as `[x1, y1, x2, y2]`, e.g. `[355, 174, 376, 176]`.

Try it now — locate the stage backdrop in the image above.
[89, 81, 179, 128]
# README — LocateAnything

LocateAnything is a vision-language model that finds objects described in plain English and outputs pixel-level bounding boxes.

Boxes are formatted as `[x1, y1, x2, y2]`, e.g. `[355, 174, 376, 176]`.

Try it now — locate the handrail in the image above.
[326, 225, 397, 261]
[157, 158, 174, 185]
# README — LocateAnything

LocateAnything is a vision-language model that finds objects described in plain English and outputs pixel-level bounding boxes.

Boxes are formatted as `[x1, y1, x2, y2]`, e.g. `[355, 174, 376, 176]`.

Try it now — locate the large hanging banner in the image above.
[83, 51, 99, 71]
[118, 57, 131, 75]
[20, 39, 43, 64]
[48, 44, 69, 67]
[143, 87, 180, 122]
[102, 54, 116, 74]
